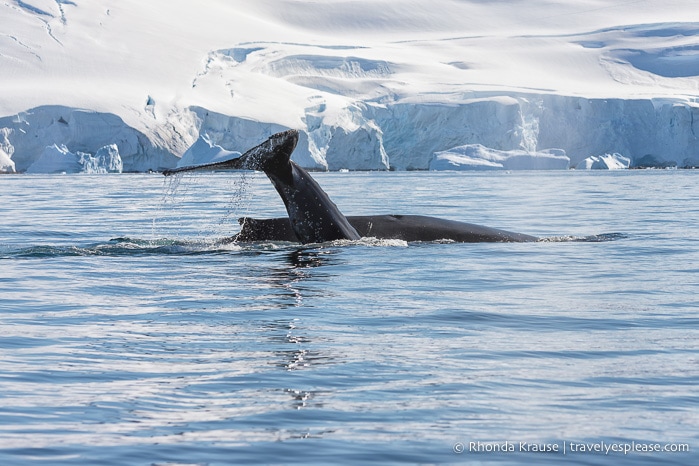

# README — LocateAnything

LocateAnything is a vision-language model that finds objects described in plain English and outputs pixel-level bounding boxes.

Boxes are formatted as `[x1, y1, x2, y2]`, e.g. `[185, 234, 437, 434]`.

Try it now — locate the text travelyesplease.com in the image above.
[453, 440, 690, 455]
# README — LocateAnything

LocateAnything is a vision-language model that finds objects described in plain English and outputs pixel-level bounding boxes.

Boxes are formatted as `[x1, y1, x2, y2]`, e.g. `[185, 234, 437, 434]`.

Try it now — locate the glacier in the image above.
[1, 1, 698, 172]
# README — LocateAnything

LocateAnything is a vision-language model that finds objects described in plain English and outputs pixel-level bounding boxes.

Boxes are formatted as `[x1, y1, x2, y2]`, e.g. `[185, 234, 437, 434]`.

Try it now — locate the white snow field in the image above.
[1, 0, 698, 173]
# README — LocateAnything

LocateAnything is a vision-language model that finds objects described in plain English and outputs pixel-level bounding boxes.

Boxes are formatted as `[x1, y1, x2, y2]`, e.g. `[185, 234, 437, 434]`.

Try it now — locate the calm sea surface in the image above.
[0, 171, 697, 465]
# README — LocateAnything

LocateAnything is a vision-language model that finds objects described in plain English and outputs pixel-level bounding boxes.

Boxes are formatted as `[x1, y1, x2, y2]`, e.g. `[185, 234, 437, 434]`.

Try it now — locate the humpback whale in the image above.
[164, 130, 538, 244]
[233, 215, 537, 243]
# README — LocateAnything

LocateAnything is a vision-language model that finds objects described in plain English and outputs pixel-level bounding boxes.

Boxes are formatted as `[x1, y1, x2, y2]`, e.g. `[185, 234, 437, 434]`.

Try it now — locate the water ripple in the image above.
[1, 172, 698, 465]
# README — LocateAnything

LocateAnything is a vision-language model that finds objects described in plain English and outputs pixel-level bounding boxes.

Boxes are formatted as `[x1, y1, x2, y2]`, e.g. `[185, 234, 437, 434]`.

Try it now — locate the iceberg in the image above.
[430, 145, 569, 171]
[1, 128, 16, 173]
[0, 148, 15, 173]
[82, 144, 123, 173]
[575, 153, 631, 170]
[26, 144, 81, 174]
[26, 144, 123, 174]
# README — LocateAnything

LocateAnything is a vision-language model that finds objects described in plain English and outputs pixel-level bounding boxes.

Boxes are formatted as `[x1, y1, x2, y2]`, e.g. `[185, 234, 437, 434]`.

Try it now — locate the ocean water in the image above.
[0, 170, 697, 466]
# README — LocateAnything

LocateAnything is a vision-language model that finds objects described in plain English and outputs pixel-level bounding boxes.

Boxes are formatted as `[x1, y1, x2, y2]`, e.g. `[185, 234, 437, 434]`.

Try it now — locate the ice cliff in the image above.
[5, 98, 697, 173]
[1, 108, 177, 173]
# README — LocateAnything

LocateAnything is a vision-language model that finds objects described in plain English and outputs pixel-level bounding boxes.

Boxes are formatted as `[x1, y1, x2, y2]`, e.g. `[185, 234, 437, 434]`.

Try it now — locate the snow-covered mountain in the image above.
[1, 0, 698, 173]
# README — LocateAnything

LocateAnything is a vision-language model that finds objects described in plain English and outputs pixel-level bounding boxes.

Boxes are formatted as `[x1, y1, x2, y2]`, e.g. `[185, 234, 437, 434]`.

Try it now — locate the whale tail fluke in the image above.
[163, 129, 299, 177]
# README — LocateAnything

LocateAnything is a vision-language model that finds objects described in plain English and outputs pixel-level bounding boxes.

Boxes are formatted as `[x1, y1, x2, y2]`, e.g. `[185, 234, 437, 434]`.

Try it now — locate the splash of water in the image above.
[213, 170, 254, 241]
[152, 171, 256, 243]
[538, 232, 628, 242]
